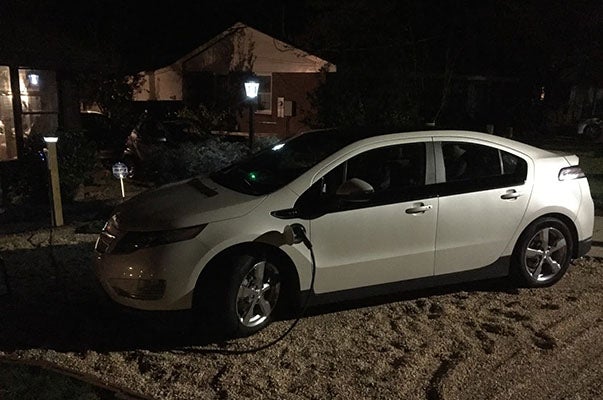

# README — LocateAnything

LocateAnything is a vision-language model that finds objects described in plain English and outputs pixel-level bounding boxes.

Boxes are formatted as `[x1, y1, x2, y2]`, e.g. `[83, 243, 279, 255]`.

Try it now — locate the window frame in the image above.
[434, 140, 529, 196]
[255, 74, 272, 115]
[18, 68, 59, 139]
[0, 66, 17, 161]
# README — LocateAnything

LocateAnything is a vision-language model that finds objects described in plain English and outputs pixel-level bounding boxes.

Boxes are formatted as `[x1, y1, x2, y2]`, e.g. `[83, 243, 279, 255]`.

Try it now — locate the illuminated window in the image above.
[19, 69, 58, 138]
[256, 75, 272, 114]
[0, 66, 17, 161]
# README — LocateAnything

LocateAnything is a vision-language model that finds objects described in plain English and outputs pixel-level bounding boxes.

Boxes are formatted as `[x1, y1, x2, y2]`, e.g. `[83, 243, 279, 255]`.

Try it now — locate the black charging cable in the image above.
[173, 224, 316, 355]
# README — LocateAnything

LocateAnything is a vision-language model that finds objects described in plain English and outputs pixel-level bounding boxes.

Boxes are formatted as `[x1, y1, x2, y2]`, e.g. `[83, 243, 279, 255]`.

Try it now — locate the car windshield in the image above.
[211, 129, 359, 195]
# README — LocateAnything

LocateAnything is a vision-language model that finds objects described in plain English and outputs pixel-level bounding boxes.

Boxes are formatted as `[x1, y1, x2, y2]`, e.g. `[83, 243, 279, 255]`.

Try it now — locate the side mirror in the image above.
[336, 178, 374, 202]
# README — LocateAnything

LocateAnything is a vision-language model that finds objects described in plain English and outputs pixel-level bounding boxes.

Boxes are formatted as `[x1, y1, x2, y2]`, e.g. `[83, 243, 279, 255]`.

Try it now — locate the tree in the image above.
[296, 0, 602, 131]
[77, 72, 144, 129]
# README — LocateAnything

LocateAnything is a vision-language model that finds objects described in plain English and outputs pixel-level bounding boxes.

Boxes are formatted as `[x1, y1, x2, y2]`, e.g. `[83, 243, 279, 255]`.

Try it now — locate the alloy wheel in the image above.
[236, 260, 281, 328]
[523, 227, 568, 283]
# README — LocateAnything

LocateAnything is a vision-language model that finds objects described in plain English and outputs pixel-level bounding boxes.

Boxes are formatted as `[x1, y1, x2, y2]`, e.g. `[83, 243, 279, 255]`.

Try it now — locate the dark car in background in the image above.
[80, 111, 126, 163]
[123, 114, 207, 178]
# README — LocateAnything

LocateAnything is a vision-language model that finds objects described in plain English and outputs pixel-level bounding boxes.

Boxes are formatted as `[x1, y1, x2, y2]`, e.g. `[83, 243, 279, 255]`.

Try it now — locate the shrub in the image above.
[145, 135, 280, 185]
[176, 104, 235, 133]
[3, 130, 97, 205]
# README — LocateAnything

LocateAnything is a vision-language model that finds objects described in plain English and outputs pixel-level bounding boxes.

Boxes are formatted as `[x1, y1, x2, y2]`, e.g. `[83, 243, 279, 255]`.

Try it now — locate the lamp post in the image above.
[43, 136, 63, 227]
[244, 80, 259, 150]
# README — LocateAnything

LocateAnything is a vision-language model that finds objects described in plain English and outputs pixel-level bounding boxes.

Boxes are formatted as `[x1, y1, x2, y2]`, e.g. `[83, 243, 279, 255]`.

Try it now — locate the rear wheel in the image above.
[512, 217, 573, 287]
[584, 124, 602, 141]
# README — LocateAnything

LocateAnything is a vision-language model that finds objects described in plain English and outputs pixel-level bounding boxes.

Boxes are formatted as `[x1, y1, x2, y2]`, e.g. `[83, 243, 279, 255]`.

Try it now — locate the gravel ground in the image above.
[0, 217, 602, 399]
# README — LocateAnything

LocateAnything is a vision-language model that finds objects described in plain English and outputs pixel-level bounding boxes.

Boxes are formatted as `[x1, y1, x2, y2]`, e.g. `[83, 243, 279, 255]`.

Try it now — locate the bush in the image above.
[3, 130, 97, 205]
[145, 135, 280, 185]
[176, 104, 235, 133]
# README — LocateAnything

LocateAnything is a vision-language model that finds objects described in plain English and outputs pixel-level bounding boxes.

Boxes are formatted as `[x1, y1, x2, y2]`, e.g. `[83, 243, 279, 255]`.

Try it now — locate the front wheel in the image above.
[232, 257, 281, 334]
[196, 254, 282, 337]
[512, 217, 573, 287]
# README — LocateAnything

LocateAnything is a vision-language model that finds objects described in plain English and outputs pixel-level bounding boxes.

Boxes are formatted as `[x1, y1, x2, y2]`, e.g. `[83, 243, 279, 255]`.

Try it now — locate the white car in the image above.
[95, 129, 594, 336]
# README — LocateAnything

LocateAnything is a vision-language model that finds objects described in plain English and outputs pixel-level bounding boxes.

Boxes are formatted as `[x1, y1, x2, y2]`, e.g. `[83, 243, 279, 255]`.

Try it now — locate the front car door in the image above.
[295, 139, 439, 294]
[433, 139, 532, 275]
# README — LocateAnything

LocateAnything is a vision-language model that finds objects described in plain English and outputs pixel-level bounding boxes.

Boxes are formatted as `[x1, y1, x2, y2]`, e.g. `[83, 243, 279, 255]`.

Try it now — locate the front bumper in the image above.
[94, 237, 211, 311]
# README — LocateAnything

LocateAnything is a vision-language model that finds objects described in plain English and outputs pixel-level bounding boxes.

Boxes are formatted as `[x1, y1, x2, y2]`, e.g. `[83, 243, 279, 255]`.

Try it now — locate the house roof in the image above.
[145, 22, 336, 75]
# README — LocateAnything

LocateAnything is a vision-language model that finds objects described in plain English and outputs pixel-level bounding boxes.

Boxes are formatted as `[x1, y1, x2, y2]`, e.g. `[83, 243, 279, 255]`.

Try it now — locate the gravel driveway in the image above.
[0, 221, 602, 399]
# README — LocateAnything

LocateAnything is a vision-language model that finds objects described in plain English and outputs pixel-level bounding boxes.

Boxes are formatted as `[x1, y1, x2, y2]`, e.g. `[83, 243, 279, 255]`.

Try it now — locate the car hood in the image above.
[113, 177, 265, 231]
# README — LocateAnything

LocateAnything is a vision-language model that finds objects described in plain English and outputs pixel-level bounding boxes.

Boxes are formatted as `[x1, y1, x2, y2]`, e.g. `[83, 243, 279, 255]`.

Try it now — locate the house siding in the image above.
[238, 72, 328, 138]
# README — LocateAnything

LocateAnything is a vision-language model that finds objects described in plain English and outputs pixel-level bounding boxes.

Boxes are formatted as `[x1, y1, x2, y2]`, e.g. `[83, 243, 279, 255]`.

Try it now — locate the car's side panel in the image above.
[433, 139, 533, 275]
[435, 187, 531, 274]
[501, 158, 590, 256]
[310, 198, 438, 293]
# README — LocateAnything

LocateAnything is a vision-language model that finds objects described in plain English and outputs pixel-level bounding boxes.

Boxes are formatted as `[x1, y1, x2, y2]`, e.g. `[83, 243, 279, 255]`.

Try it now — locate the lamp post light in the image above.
[244, 80, 259, 150]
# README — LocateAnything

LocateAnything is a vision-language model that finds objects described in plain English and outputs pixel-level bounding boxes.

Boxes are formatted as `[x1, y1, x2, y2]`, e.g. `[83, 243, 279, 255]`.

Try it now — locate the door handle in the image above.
[501, 189, 522, 200]
[405, 203, 433, 214]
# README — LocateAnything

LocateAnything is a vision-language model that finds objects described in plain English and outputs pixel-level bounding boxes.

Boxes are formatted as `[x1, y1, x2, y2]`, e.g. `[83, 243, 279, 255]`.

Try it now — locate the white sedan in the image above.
[95, 129, 594, 336]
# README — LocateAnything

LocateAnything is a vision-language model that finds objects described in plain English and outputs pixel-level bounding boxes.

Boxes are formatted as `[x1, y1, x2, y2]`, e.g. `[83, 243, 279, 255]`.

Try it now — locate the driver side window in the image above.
[326, 142, 426, 195]
[296, 142, 427, 216]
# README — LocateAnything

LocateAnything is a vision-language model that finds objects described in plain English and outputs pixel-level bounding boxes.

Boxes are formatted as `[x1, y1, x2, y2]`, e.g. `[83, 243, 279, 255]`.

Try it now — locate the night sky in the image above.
[0, 0, 601, 84]
[0, 0, 301, 71]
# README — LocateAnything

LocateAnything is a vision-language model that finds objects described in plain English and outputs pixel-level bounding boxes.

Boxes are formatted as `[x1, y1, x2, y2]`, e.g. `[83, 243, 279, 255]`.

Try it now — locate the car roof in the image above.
[306, 128, 556, 159]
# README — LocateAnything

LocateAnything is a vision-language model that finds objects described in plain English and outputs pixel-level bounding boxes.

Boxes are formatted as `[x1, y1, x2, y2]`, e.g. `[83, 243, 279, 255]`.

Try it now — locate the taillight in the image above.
[558, 166, 585, 181]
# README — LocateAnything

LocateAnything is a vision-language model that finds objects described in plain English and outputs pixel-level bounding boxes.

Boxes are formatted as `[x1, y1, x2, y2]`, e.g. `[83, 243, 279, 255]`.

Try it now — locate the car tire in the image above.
[512, 217, 573, 288]
[584, 124, 602, 141]
[195, 252, 282, 337]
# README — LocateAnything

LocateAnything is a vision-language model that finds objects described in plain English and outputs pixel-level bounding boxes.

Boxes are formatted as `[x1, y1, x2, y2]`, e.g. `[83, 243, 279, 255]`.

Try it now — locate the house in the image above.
[0, 67, 62, 162]
[134, 23, 336, 137]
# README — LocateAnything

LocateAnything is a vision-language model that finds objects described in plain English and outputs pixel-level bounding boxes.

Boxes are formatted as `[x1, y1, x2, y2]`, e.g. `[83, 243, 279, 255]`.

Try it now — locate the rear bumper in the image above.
[577, 237, 592, 258]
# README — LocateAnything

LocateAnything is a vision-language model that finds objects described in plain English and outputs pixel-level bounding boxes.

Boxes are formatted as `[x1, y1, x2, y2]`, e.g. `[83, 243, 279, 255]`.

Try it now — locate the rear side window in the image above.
[441, 142, 527, 193]
[501, 150, 526, 178]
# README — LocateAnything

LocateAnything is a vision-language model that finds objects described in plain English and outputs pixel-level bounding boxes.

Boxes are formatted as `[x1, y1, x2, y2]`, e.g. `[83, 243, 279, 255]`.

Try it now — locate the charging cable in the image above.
[173, 223, 316, 355]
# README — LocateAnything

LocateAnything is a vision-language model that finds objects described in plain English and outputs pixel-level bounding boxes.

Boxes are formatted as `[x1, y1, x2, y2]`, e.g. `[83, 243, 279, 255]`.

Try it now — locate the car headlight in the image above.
[112, 224, 207, 254]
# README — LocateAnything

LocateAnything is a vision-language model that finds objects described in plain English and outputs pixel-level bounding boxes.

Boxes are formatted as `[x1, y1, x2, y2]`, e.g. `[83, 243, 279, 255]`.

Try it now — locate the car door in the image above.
[433, 140, 531, 275]
[295, 140, 438, 294]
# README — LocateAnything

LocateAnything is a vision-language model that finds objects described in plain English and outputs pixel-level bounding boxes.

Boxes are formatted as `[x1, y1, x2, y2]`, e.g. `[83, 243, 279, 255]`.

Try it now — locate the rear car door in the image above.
[434, 140, 531, 275]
